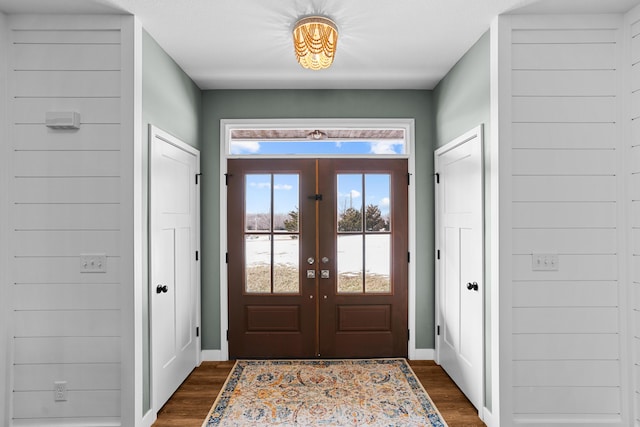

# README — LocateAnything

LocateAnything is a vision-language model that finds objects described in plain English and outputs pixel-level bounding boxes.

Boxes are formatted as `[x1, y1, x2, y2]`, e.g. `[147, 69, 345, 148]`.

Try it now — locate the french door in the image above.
[227, 158, 408, 359]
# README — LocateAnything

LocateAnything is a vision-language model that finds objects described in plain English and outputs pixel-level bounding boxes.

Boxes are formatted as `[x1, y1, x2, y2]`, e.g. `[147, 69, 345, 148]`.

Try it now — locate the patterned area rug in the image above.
[202, 359, 448, 426]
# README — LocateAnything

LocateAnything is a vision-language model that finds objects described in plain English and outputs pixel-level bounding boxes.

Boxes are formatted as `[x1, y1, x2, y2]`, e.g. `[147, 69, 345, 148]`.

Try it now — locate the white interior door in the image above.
[434, 126, 483, 412]
[150, 125, 200, 411]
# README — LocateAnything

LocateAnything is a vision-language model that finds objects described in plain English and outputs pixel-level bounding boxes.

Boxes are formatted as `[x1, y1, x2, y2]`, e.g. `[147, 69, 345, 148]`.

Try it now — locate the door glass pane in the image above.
[245, 235, 271, 293]
[273, 235, 299, 293]
[365, 234, 391, 293]
[274, 174, 299, 233]
[337, 234, 363, 293]
[365, 174, 391, 232]
[245, 174, 271, 231]
[337, 174, 363, 232]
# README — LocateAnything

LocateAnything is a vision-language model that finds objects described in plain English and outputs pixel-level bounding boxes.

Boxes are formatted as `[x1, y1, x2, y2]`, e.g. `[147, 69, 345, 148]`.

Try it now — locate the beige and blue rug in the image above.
[202, 359, 448, 426]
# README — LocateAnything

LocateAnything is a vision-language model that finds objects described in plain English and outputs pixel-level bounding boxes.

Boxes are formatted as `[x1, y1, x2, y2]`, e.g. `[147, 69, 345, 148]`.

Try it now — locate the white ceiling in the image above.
[0, 0, 638, 90]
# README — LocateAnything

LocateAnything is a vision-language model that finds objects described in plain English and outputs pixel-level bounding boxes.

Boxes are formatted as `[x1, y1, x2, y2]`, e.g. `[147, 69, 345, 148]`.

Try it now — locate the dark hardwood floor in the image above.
[153, 360, 485, 427]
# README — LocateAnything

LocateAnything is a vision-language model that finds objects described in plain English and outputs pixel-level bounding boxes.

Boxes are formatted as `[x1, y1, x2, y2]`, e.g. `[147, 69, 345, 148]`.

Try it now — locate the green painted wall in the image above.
[141, 29, 202, 413]
[432, 30, 492, 410]
[200, 90, 436, 350]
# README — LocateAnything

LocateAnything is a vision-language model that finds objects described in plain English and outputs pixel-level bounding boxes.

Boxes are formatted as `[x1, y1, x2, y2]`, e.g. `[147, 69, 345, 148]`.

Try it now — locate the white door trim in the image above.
[218, 118, 417, 361]
[434, 124, 485, 414]
[149, 124, 201, 414]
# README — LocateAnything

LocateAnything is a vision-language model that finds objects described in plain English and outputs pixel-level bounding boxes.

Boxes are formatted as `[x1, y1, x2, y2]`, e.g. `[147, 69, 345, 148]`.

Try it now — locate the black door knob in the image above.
[156, 284, 168, 294]
[466, 282, 479, 291]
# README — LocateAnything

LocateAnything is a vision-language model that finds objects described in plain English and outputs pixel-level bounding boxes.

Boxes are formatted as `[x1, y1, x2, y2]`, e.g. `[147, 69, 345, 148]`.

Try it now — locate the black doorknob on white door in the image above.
[466, 282, 478, 291]
[157, 284, 168, 294]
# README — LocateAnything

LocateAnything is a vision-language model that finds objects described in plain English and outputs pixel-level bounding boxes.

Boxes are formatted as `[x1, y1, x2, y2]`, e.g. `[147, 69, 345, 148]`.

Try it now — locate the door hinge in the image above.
[226, 330, 229, 341]
[195, 173, 202, 184]
[224, 173, 232, 186]
[408, 252, 410, 263]
[408, 329, 410, 340]
[434, 173, 440, 184]
[196, 326, 199, 337]
[437, 325, 440, 336]
[437, 249, 440, 260]
[225, 252, 229, 263]
[407, 172, 411, 186]
[196, 250, 199, 261]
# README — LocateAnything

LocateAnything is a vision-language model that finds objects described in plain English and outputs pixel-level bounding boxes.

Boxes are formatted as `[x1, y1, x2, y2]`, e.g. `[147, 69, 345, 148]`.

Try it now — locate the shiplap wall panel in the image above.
[13, 177, 120, 203]
[13, 310, 120, 337]
[512, 333, 619, 360]
[12, 257, 120, 283]
[13, 391, 120, 419]
[13, 70, 120, 98]
[13, 337, 121, 364]
[511, 29, 618, 44]
[14, 151, 120, 177]
[513, 282, 618, 307]
[13, 230, 120, 257]
[13, 124, 121, 150]
[13, 363, 120, 391]
[507, 16, 625, 423]
[512, 149, 616, 175]
[512, 70, 615, 96]
[13, 284, 120, 310]
[12, 29, 120, 44]
[512, 307, 618, 333]
[511, 123, 616, 149]
[513, 387, 621, 415]
[512, 43, 616, 70]
[8, 19, 127, 425]
[13, 44, 121, 70]
[514, 360, 620, 387]
[12, 204, 120, 230]
[13, 98, 121, 124]
[512, 229, 617, 254]
[512, 201, 616, 228]
[512, 176, 616, 202]
[512, 96, 617, 123]
[512, 254, 617, 281]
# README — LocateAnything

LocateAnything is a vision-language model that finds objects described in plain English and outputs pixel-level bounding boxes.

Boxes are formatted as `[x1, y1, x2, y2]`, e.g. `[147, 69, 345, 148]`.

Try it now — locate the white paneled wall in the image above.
[628, 6, 640, 426]
[6, 15, 135, 426]
[499, 14, 630, 425]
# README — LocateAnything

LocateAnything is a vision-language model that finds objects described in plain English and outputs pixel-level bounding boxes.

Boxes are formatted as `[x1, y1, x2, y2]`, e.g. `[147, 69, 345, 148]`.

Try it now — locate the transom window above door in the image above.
[224, 119, 411, 158]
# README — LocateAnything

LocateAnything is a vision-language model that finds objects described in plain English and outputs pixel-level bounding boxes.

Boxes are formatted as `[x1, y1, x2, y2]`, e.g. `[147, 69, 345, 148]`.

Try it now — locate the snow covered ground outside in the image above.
[245, 234, 391, 276]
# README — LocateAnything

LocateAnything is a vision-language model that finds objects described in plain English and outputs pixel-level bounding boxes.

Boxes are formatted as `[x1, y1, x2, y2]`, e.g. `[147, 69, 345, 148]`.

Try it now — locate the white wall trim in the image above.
[411, 348, 435, 361]
[121, 14, 140, 427]
[219, 118, 418, 360]
[0, 11, 9, 427]
[201, 350, 225, 362]
[490, 14, 514, 426]
[482, 407, 498, 427]
[140, 409, 156, 427]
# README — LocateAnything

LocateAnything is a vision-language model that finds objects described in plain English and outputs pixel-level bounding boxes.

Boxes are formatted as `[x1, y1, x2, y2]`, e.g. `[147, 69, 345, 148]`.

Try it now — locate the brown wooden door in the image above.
[227, 158, 408, 359]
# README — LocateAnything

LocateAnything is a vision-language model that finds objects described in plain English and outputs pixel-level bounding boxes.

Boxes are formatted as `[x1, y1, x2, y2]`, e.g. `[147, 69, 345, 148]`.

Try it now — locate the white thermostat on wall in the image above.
[45, 111, 81, 129]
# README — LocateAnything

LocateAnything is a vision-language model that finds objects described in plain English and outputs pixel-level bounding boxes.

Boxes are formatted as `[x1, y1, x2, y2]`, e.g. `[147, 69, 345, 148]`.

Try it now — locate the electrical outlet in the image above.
[532, 253, 559, 271]
[54, 381, 67, 401]
[80, 253, 106, 273]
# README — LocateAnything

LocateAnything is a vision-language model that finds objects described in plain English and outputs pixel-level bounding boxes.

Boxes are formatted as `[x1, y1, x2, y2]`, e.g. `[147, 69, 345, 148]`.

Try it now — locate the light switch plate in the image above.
[80, 253, 106, 273]
[532, 253, 558, 271]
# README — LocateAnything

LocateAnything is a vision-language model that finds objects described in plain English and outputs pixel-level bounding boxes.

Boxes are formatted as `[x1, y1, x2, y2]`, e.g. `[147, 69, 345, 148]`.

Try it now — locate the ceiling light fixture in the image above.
[293, 16, 338, 71]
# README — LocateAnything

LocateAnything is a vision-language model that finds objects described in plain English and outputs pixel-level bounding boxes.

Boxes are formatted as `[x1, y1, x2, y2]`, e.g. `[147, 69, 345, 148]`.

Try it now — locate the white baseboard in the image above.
[482, 406, 498, 427]
[201, 349, 225, 361]
[411, 348, 435, 360]
[140, 409, 156, 427]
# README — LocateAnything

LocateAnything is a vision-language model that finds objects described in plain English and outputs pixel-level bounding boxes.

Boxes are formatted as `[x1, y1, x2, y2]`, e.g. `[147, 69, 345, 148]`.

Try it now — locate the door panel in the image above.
[150, 127, 200, 411]
[318, 159, 408, 358]
[435, 128, 483, 411]
[228, 158, 408, 359]
[227, 159, 316, 358]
